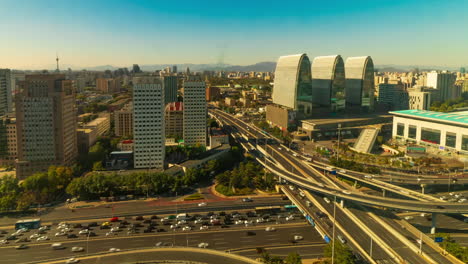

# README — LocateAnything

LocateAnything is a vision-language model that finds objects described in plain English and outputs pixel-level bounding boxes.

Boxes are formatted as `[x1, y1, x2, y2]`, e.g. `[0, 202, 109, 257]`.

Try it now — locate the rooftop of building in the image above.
[390, 109, 468, 126]
[84, 117, 109, 127]
[210, 128, 226, 137]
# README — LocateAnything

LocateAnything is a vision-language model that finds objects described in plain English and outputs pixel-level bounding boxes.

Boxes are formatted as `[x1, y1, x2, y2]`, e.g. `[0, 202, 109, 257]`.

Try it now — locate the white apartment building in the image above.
[426, 71, 457, 102]
[408, 90, 431, 110]
[183, 77, 207, 146]
[133, 77, 165, 169]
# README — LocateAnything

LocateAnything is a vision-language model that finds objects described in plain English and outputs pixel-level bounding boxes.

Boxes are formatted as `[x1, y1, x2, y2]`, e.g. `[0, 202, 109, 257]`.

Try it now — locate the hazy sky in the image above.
[1, 0, 467, 69]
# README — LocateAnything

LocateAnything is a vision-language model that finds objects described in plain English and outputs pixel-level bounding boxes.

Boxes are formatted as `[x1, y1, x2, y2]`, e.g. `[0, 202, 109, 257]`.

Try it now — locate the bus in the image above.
[255, 206, 282, 215]
[15, 219, 41, 230]
[284, 204, 298, 210]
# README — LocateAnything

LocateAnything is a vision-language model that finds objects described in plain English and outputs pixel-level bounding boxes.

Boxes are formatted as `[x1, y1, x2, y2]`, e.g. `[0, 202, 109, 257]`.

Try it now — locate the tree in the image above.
[323, 241, 355, 264]
[284, 252, 302, 264]
[92, 161, 105, 171]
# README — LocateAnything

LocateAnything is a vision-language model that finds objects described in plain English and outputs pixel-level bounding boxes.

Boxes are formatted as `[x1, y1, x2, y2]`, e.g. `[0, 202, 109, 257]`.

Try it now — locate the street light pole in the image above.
[331, 194, 337, 264]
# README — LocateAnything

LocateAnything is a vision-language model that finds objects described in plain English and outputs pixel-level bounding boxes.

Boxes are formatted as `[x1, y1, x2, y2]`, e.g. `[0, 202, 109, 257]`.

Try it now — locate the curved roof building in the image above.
[272, 54, 313, 115]
[311, 55, 345, 111]
[345, 56, 375, 111]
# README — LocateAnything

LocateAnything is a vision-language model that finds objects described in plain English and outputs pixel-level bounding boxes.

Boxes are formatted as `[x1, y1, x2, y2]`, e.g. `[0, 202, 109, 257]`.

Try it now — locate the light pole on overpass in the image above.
[331, 193, 337, 264]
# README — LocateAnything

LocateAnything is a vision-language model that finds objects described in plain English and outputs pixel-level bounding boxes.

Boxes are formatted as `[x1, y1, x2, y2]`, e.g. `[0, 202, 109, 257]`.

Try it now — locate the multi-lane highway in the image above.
[210, 108, 463, 264]
[210, 108, 468, 214]
[0, 209, 321, 263]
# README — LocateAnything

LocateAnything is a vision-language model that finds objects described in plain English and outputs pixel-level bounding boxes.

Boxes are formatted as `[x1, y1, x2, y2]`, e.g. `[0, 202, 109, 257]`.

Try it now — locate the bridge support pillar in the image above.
[431, 213, 437, 234]
[382, 189, 386, 197]
[353, 181, 358, 188]
[340, 199, 344, 208]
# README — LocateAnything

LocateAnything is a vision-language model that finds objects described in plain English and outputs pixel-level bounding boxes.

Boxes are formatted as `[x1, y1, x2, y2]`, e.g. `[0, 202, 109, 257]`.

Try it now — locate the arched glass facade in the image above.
[272, 54, 312, 117]
[311, 55, 346, 112]
[345, 56, 375, 111]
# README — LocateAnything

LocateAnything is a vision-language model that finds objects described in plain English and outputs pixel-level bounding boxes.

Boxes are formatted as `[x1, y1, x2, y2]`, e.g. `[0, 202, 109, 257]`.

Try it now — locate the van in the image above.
[337, 235, 346, 244]
[176, 213, 189, 220]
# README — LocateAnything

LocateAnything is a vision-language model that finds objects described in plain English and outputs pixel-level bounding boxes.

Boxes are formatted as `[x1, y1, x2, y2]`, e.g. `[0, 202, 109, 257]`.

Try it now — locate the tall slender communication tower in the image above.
[55, 53, 60, 72]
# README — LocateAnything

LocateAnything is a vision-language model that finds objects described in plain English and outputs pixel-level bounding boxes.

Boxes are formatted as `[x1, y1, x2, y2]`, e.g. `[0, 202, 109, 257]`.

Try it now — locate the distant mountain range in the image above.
[18, 62, 466, 73]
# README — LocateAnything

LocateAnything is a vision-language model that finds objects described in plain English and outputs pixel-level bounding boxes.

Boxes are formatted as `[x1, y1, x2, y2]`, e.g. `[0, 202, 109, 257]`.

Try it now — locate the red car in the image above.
[110, 217, 119, 222]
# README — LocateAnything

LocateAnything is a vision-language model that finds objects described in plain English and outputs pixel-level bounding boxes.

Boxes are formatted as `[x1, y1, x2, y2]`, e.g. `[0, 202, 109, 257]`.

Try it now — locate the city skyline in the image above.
[1, 0, 468, 69]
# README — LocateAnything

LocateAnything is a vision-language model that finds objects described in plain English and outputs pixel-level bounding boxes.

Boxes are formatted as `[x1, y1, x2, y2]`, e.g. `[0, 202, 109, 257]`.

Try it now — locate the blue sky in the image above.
[1, 0, 467, 69]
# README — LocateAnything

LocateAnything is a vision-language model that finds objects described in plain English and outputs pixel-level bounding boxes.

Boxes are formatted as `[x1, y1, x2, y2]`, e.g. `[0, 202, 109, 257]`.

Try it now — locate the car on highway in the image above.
[285, 215, 295, 221]
[200, 225, 209, 231]
[198, 202, 207, 207]
[404, 216, 414, 220]
[0, 240, 9, 245]
[110, 217, 119, 222]
[256, 218, 264, 223]
[170, 224, 179, 229]
[194, 219, 203, 224]
[323, 197, 331, 203]
[289, 185, 295, 191]
[177, 220, 187, 225]
[78, 229, 89, 235]
[15, 244, 28, 250]
[265, 227, 276, 232]
[198, 242, 209, 248]
[110, 227, 120, 232]
[293, 235, 303, 241]
[88, 222, 98, 227]
[55, 232, 67, 237]
[364, 175, 373, 179]
[235, 220, 244, 225]
[71, 246, 84, 252]
[459, 198, 467, 203]
[37, 236, 49, 241]
[182, 226, 191, 231]
[15, 238, 29, 243]
[51, 243, 65, 250]
[30, 234, 40, 239]
[65, 258, 80, 264]
[242, 198, 253, 202]
[135, 216, 144, 221]
[67, 234, 77, 239]
[339, 169, 346, 174]
[109, 248, 121, 253]
[337, 235, 347, 244]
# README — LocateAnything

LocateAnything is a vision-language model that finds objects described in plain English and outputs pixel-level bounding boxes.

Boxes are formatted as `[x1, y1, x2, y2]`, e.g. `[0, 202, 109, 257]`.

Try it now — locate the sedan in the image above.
[30, 234, 40, 239]
[108, 248, 121, 253]
[37, 236, 49, 241]
[71, 246, 84, 252]
[200, 225, 209, 231]
[198, 242, 209, 248]
[78, 229, 89, 235]
[182, 226, 191, 231]
[15, 244, 28, 250]
[110, 227, 119, 232]
[265, 227, 276, 232]
[293, 235, 303, 241]
[198, 202, 207, 207]
[65, 258, 80, 264]
[55, 232, 67, 237]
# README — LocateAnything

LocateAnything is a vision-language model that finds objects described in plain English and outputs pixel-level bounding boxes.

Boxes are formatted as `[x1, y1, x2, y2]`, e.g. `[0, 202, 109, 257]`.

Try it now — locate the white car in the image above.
[78, 229, 89, 235]
[289, 185, 295, 191]
[404, 216, 414, 220]
[293, 235, 303, 241]
[256, 218, 264, 223]
[109, 248, 121, 253]
[286, 215, 295, 221]
[244, 220, 253, 227]
[364, 175, 373, 179]
[110, 227, 119, 232]
[235, 220, 243, 225]
[29, 234, 40, 239]
[198, 202, 207, 207]
[170, 224, 179, 229]
[182, 226, 191, 231]
[37, 236, 48, 241]
[0, 240, 9, 245]
[55, 232, 66, 237]
[198, 242, 209, 248]
[265, 227, 276, 232]
[65, 258, 80, 264]
[177, 220, 187, 225]
[71, 246, 84, 252]
[51, 243, 64, 250]
[458, 198, 467, 203]
[194, 219, 202, 224]
[293, 153, 298, 157]
[324, 197, 331, 203]
[200, 225, 209, 231]
[339, 169, 346, 174]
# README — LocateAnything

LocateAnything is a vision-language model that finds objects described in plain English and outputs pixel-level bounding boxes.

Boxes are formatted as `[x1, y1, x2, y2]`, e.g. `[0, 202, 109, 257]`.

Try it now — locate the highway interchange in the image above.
[210, 108, 467, 264]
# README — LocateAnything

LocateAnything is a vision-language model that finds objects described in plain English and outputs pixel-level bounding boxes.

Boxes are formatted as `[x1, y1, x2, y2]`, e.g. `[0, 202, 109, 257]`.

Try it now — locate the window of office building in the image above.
[396, 123, 405, 136]
[408, 125, 417, 139]
[445, 132, 456, 148]
[421, 127, 441, 145]
[462, 135, 468, 151]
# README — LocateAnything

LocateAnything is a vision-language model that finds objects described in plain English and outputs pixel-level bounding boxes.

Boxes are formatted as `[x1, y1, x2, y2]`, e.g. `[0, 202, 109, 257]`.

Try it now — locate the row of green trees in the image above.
[435, 233, 468, 262]
[329, 157, 381, 174]
[0, 166, 75, 211]
[430, 92, 468, 112]
[259, 252, 302, 264]
[215, 159, 277, 195]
